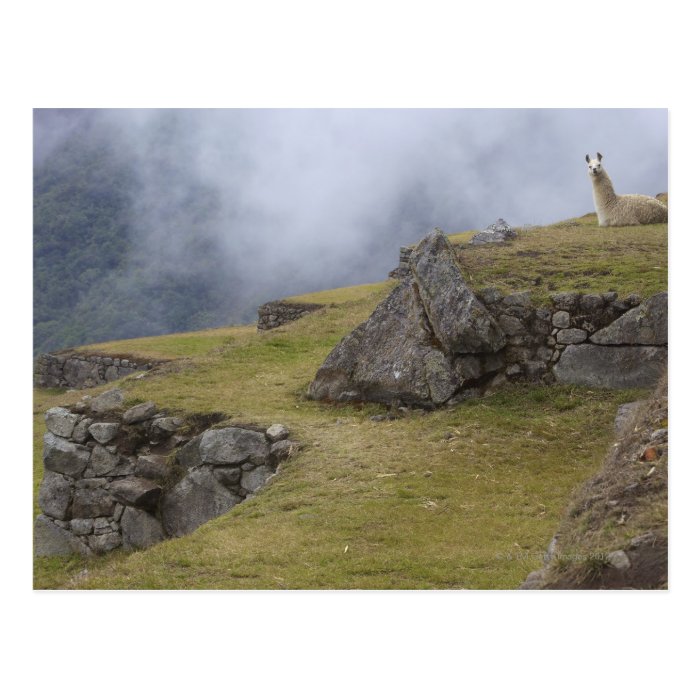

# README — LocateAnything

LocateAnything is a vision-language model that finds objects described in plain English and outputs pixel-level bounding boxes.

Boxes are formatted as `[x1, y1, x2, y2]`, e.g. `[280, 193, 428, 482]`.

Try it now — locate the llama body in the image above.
[586, 152, 667, 226]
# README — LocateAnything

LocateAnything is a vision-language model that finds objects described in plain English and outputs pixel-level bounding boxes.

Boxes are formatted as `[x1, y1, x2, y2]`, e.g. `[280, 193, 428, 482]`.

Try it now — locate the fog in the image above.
[34, 108, 668, 329]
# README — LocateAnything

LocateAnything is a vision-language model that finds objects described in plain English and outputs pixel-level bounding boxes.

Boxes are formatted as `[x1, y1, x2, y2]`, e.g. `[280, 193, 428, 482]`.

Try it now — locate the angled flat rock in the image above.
[590, 292, 667, 345]
[43, 432, 90, 478]
[553, 345, 667, 388]
[410, 229, 505, 354]
[308, 279, 462, 406]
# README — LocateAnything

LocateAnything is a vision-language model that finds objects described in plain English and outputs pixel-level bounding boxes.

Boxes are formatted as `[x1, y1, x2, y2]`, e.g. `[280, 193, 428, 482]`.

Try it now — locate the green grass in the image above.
[450, 214, 667, 305]
[33, 214, 666, 589]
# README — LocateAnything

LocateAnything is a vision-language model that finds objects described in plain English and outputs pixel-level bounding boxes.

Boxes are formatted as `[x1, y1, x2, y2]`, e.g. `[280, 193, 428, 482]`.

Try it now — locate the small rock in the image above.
[266, 424, 290, 442]
[123, 401, 158, 424]
[151, 416, 185, 433]
[240, 465, 275, 493]
[88, 532, 122, 554]
[551, 310, 571, 329]
[650, 428, 668, 443]
[270, 440, 297, 464]
[556, 328, 588, 344]
[88, 422, 120, 444]
[199, 427, 270, 466]
[213, 466, 242, 488]
[39, 471, 73, 520]
[629, 532, 657, 549]
[70, 518, 94, 536]
[43, 432, 90, 478]
[45, 407, 81, 438]
[71, 417, 93, 443]
[135, 454, 171, 482]
[469, 218, 517, 245]
[35, 515, 91, 557]
[607, 550, 631, 570]
[90, 444, 121, 476]
[72, 488, 115, 519]
[90, 388, 125, 413]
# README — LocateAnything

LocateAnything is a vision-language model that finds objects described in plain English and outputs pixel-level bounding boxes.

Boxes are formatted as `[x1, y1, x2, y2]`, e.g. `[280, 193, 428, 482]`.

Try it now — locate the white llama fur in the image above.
[585, 152, 668, 226]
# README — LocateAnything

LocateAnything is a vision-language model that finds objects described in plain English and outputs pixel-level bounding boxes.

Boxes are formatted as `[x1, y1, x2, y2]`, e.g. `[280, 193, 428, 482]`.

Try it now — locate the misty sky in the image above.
[34, 108, 668, 314]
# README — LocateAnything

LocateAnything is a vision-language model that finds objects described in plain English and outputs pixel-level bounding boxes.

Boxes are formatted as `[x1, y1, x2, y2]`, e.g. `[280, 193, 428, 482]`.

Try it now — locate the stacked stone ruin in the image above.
[388, 246, 415, 279]
[35, 388, 299, 556]
[34, 352, 159, 389]
[257, 300, 323, 331]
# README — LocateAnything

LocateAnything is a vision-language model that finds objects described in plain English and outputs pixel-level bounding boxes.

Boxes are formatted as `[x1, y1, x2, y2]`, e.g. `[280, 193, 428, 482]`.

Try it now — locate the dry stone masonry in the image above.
[309, 228, 667, 407]
[34, 352, 161, 389]
[35, 388, 300, 556]
[257, 300, 324, 331]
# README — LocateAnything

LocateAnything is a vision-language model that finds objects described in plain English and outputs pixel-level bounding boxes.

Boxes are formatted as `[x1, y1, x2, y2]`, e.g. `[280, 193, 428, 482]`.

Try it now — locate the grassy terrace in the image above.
[33, 214, 667, 589]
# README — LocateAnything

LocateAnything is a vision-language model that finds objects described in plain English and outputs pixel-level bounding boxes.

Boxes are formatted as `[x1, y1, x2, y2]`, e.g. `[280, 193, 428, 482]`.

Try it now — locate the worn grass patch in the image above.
[33, 214, 665, 589]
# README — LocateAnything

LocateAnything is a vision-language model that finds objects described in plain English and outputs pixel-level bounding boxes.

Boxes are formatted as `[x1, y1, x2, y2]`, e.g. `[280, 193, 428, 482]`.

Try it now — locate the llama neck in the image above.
[591, 169, 617, 208]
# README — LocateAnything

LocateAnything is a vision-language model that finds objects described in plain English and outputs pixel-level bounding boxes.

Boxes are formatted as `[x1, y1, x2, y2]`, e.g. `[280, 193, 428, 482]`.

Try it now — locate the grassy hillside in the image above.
[33, 214, 667, 589]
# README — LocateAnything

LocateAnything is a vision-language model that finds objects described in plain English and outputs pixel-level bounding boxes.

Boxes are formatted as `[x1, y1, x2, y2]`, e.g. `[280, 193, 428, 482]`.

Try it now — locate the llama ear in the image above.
[597, 152, 603, 161]
[585, 154, 590, 163]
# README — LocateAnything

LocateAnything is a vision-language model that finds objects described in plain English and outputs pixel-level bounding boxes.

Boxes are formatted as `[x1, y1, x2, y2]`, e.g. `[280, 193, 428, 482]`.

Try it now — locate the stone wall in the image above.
[35, 388, 299, 556]
[257, 300, 324, 331]
[476, 287, 668, 389]
[309, 229, 668, 407]
[34, 352, 160, 389]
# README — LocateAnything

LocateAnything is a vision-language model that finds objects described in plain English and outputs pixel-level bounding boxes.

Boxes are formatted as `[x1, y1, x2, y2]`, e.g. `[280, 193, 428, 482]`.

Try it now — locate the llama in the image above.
[585, 152, 668, 226]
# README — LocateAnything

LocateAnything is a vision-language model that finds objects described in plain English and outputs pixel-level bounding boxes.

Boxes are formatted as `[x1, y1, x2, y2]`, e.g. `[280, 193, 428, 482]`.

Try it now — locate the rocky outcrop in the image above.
[469, 218, 517, 245]
[35, 389, 300, 557]
[34, 353, 162, 389]
[309, 230, 506, 407]
[257, 300, 323, 331]
[310, 228, 668, 407]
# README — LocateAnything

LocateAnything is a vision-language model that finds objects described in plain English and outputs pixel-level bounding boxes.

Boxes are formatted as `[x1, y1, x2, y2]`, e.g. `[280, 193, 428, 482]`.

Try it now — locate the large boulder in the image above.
[553, 345, 667, 388]
[590, 292, 667, 345]
[198, 427, 269, 466]
[308, 280, 461, 406]
[160, 468, 241, 538]
[120, 506, 166, 550]
[308, 230, 505, 407]
[410, 230, 506, 354]
[43, 432, 90, 478]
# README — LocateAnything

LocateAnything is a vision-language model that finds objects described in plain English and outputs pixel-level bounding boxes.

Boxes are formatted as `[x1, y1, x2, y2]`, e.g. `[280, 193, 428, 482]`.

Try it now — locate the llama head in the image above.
[585, 152, 604, 177]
